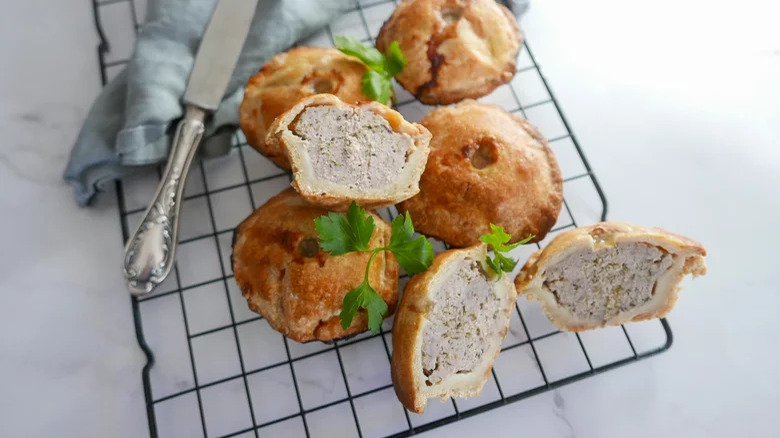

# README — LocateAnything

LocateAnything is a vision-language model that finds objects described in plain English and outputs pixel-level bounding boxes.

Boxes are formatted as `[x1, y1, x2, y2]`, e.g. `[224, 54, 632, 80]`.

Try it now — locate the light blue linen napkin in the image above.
[64, 0, 354, 206]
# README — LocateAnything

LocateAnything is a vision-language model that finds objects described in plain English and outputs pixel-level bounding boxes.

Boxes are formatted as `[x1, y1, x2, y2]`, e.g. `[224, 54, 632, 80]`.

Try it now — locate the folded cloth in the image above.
[64, 0, 354, 206]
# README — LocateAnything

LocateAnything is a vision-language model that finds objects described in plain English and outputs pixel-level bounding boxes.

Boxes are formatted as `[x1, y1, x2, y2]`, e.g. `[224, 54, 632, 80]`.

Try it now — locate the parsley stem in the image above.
[363, 248, 382, 285]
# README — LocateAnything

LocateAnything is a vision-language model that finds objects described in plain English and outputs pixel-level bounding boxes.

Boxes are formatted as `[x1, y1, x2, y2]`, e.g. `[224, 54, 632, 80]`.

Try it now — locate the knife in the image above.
[123, 0, 259, 296]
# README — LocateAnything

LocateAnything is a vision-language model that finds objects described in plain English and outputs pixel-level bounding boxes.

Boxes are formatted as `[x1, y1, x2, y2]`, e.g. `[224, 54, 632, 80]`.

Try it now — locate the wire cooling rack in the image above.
[92, 0, 673, 437]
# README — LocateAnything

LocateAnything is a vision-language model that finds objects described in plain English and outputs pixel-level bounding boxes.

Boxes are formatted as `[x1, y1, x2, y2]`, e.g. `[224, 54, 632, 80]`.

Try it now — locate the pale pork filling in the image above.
[291, 106, 414, 191]
[543, 242, 674, 321]
[421, 259, 506, 386]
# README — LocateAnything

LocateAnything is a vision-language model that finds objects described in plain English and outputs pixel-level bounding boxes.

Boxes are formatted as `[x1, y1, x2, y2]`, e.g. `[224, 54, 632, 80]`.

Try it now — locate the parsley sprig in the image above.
[480, 224, 535, 279]
[334, 35, 407, 105]
[315, 202, 433, 333]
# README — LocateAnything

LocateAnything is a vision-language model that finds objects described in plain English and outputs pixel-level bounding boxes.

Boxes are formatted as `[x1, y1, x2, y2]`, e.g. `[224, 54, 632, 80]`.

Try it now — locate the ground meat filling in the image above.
[291, 106, 414, 191]
[543, 242, 674, 321]
[421, 259, 506, 386]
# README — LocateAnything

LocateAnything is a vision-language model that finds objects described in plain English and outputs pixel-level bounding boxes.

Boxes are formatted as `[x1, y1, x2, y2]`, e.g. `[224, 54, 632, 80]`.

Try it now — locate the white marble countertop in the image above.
[2, 0, 779, 437]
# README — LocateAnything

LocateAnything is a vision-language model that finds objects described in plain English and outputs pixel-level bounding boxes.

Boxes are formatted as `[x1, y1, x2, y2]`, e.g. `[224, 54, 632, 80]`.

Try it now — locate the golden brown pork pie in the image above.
[515, 222, 707, 332]
[376, 0, 522, 104]
[392, 244, 516, 413]
[232, 188, 400, 342]
[265, 94, 431, 211]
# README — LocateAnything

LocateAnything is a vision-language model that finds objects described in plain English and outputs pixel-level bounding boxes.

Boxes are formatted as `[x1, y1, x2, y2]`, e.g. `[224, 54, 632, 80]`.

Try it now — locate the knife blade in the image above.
[185, 0, 259, 110]
[123, 0, 258, 296]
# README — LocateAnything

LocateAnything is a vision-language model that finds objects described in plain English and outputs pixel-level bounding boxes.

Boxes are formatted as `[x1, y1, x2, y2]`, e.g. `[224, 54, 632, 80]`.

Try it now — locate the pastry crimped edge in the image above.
[264, 94, 432, 211]
[515, 222, 707, 332]
[391, 244, 516, 413]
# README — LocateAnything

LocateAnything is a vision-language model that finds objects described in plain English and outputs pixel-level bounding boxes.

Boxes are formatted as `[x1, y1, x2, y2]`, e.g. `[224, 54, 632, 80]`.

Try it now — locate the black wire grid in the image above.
[92, 0, 673, 437]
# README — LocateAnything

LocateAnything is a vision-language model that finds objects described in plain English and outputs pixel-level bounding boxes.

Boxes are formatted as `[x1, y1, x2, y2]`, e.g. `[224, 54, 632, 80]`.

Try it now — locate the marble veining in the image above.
[553, 391, 575, 438]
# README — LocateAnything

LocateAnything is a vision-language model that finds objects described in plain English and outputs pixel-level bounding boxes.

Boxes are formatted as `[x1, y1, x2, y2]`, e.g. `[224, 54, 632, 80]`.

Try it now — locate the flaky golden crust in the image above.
[515, 222, 707, 332]
[392, 248, 464, 413]
[390, 272, 429, 413]
[376, 0, 522, 104]
[265, 94, 432, 211]
[392, 245, 515, 413]
[232, 188, 400, 342]
[239, 47, 371, 169]
[398, 100, 563, 248]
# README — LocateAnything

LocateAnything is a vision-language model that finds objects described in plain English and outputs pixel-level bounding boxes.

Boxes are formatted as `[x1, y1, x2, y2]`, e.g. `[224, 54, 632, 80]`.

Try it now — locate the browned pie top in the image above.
[376, 0, 522, 104]
[398, 100, 563, 247]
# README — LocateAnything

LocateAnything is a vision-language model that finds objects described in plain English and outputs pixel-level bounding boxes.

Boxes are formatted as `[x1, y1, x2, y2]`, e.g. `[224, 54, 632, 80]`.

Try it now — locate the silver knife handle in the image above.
[123, 107, 206, 296]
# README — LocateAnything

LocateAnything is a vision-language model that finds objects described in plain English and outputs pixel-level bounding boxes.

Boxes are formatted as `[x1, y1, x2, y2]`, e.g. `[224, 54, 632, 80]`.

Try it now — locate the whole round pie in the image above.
[376, 0, 522, 104]
[232, 188, 399, 342]
[398, 100, 563, 247]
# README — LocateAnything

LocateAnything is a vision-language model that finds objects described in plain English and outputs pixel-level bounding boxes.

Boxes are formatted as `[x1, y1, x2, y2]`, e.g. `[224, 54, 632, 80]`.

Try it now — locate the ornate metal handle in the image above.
[123, 107, 206, 296]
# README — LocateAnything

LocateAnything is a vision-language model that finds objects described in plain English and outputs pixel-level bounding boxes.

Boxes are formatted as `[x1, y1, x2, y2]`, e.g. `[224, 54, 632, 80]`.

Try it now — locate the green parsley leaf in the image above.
[494, 251, 518, 273]
[314, 201, 374, 255]
[340, 281, 388, 333]
[346, 201, 375, 249]
[389, 210, 415, 243]
[340, 283, 364, 328]
[484, 254, 502, 276]
[334, 35, 384, 70]
[361, 70, 394, 105]
[335, 35, 406, 105]
[385, 41, 407, 77]
[364, 286, 389, 333]
[313, 212, 351, 255]
[387, 212, 434, 274]
[315, 203, 432, 333]
[480, 223, 522, 252]
[480, 223, 534, 278]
